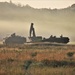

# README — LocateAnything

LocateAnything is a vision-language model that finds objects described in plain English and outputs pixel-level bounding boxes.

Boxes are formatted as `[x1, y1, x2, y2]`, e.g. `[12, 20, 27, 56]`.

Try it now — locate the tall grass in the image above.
[0, 44, 75, 75]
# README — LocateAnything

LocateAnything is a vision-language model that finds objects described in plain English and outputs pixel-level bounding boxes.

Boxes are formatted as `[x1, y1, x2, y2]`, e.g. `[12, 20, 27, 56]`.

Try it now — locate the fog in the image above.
[0, 17, 75, 43]
[0, 2, 75, 43]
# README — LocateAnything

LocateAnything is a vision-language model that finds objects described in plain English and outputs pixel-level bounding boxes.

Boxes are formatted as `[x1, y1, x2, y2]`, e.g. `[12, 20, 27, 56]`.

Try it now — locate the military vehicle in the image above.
[3, 23, 69, 45]
[4, 33, 26, 44]
[29, 23, 69, 44]
[42, 35, 69, 44]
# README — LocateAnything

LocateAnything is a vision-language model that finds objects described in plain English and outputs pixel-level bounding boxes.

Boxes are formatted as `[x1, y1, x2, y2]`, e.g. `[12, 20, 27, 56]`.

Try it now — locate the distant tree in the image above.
[10, 0, 12, 4]
[71, 4, 75, 8]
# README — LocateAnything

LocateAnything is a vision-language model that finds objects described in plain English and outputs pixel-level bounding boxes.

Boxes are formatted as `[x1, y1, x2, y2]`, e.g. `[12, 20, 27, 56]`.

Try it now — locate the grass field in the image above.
[0, 44, 75, 75]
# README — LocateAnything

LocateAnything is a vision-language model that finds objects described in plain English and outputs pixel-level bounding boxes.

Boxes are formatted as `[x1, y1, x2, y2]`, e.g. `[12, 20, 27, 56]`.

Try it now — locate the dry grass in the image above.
[0, 44, 75, 75]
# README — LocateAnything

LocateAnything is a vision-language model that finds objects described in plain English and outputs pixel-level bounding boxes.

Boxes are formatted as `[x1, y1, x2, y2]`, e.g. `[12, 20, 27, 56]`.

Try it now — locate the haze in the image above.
[0, 0, 75, 9]
[0, 0, 75, 43]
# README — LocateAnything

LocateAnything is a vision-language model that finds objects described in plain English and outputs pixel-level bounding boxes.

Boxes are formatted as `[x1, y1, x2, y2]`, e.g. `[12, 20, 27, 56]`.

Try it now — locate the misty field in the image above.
[0, 44, 75, 75]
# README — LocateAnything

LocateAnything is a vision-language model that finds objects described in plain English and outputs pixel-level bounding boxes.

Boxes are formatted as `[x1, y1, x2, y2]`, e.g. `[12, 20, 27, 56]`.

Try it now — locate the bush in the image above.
[41, 59, 59, 67]
[67, 52, 74, 57]
[7, 58, 14, 62]
[41, 59, 75, 67]
[31, 52, 37, 57]
[23, 60, 33, 70]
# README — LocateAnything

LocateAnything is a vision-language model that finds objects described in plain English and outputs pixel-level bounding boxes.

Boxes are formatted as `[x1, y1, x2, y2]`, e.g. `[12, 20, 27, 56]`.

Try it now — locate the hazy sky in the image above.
[0, 0, 75, 9]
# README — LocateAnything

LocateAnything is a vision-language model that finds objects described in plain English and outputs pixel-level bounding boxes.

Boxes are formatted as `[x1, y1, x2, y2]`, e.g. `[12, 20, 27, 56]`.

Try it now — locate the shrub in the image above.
[41, 59, 75, 67]
[7, 58, 14, 62]
[23, 60, 33, 70]
[31, 52, 37, 57]
[41, 59, 59, 67]
[67, 52, 74, 57]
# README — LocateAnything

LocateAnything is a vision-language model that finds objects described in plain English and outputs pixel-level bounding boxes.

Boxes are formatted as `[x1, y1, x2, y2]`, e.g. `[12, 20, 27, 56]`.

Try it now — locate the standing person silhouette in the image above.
[30, 23, 36, 37]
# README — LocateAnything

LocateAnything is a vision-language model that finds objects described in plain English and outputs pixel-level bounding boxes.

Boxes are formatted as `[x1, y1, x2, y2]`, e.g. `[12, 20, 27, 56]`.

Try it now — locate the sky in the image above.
[0, 0, 75, 9]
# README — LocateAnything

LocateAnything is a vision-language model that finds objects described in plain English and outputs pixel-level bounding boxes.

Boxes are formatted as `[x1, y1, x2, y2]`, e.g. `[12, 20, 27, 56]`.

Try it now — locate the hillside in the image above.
[0, 2, 75, 21]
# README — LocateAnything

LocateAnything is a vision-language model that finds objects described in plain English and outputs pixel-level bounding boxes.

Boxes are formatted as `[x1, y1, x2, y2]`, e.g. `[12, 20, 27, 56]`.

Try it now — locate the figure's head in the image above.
[31, 23, 34, 28]
[31, 23, 34, 25]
